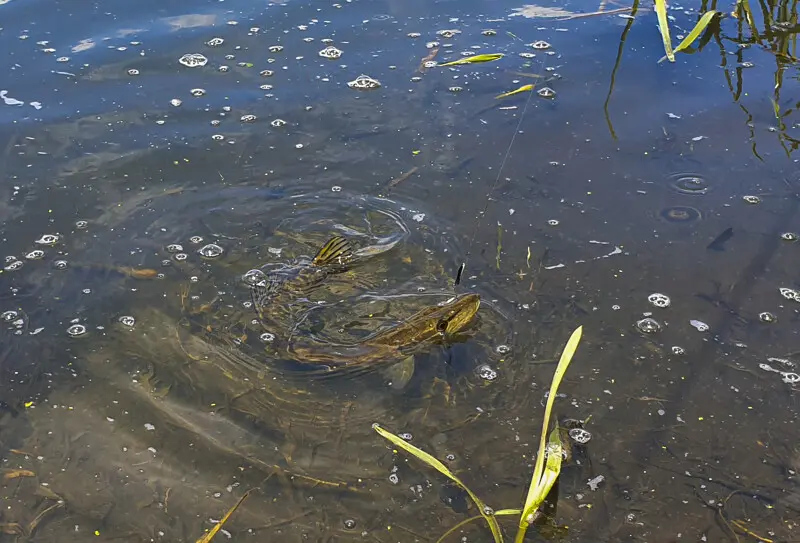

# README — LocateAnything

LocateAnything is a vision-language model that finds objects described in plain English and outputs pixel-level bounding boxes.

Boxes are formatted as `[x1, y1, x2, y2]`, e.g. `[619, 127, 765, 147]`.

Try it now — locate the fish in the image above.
[250, 236, 356, 324]
[288, 293, 481, 371]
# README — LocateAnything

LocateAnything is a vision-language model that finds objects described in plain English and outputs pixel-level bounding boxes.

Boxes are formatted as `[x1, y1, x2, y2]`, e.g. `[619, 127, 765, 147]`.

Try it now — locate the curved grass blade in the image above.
[436, 510, 523, 543]
[674, 11, 720, 55]
[439, 53, 504, 67]
[654, 0, 675, 62]
[373, 424, 504, 542]
[436, 515, 484, 543]
[515, 326, 582, 541]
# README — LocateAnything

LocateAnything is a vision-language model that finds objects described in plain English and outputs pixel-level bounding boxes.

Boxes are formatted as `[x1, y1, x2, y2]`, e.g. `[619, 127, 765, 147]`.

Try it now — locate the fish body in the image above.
[288, 293, 481, 369]
[250, 236, 356, 325]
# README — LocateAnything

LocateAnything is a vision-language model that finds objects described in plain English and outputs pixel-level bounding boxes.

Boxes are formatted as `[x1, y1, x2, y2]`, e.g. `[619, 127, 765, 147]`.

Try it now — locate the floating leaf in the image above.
[496, 84, 534, 99]
[373, 424, 504, 542]
[439, 53, 504, 67]
[654, 0, 674, 62]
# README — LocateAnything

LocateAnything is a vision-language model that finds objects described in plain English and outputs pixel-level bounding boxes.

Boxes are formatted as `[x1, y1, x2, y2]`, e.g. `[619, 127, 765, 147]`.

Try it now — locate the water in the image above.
[2, 0, 799, 541]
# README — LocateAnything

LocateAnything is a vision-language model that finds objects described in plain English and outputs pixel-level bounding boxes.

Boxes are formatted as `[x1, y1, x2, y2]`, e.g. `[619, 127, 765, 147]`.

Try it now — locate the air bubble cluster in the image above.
[67, 324, 87, 337]
[347, 75, 381, 90]
[318, 46, 343, 59]
[179, 53, 208, 67]
[635, 318, 661, 334]
[538, 87, 556, 98]
[119, 316, 135, 328]
[568, 428, 592, 444]
[759, 311, 777, 323]
[689, 319, 709, 332]
[647, 293, 671, 308]
[35, 234, 60, 246]
[476, 364, 498, 381]
[243, 269, 267, 286]
[779, 287, 800, 302]
[198, 243, 224, 258]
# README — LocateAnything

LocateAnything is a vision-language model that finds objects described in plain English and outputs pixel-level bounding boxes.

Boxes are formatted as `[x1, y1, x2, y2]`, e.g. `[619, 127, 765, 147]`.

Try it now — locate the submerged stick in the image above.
[557, 6, 633, 20]
[384, 166, 419, 193]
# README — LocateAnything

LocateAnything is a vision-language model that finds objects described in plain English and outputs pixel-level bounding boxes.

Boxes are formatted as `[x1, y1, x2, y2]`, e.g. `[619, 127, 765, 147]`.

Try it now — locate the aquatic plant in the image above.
[654, 1, 720, 62]
[373, 326, 583, 542]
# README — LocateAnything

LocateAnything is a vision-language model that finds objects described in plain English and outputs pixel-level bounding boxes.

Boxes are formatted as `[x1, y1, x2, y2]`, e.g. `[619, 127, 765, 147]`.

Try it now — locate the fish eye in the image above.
[436, 318, 449, 333]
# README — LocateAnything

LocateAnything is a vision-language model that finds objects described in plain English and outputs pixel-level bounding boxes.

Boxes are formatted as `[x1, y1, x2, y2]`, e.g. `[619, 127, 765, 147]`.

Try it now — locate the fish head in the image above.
[432, 293, 480, 335]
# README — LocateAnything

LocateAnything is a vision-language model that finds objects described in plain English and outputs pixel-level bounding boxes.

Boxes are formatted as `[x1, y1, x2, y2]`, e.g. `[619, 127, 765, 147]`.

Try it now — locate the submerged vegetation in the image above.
[374, 327, 583, 542]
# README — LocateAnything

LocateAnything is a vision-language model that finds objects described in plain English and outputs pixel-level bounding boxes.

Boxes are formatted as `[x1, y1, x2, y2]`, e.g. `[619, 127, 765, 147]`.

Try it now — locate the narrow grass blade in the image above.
[654, 0, 675, 62]
[536, 428, 565, 505]
[496, 84, 535, 99]
[436, 510, 523, 543]
[373, 424, 504, 542]
[674, 11, 719, 55]
[436, 515, 484, 543]
[439, 53, 504, 67]
[519, 326, 582, 525]
[196, 489, 253, 543]
[495, 510, 523, 516]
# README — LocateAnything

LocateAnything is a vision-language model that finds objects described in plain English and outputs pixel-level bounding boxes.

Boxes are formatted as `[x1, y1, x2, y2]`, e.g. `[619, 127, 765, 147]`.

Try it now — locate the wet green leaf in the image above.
[654, 0, 674, 62]
[515, 326, 582, 542]
[496, 84, 534, 99]
[673, 11, 719, 55]
[439, 53, 504, 67]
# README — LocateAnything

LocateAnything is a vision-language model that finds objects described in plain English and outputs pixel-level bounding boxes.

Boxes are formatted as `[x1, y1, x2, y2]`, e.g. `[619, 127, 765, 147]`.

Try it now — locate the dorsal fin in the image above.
[311, 236, 355, 268]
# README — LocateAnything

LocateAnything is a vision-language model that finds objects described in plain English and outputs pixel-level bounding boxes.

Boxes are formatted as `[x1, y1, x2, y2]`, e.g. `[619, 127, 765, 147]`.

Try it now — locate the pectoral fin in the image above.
[312, 236, 355, 268]
[384, 355, 415, 390]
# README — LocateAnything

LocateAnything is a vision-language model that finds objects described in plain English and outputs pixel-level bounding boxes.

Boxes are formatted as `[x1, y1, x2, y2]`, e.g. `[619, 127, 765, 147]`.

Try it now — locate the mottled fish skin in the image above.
[288, 293, 481, 369]
[250, 236, 356, 324]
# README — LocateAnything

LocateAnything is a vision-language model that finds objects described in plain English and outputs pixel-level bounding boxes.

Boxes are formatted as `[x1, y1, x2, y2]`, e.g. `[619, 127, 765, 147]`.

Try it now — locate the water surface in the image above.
[1, 0, 799, 541]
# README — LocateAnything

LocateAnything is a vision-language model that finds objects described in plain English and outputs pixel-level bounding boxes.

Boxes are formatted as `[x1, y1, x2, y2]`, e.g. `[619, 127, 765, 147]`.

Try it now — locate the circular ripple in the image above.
[659, 206, 702, 223]
[668, 173, 711, 195]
